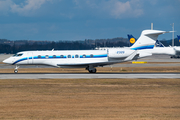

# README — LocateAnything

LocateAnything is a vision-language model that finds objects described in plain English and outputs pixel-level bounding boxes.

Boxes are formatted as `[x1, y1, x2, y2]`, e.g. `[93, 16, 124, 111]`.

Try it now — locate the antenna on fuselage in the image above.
[52, 48, 54, 51]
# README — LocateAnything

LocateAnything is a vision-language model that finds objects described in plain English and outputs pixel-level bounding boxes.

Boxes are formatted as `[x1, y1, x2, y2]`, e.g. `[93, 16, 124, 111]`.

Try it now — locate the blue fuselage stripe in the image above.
[131, 45, 154, 50]
[12, 57, 28, 65]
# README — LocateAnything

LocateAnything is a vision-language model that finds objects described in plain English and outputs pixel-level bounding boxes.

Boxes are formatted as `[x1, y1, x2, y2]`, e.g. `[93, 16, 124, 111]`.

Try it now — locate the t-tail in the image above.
[130, 30, 168, 50]
[128, 34, 165, 48]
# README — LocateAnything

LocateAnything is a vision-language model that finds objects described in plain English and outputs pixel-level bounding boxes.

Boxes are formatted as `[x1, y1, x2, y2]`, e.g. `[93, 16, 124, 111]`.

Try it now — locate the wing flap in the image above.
[57, 62, 113, 68]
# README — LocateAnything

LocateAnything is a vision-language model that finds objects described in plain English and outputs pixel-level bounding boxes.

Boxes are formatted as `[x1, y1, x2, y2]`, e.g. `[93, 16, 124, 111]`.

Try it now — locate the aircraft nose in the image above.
[3, 58, 13, 64]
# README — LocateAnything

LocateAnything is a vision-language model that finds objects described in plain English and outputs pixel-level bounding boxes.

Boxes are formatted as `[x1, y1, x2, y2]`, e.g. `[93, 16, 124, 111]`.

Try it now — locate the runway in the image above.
[1, 54, 180, 79]
[0, 73, 180, 79]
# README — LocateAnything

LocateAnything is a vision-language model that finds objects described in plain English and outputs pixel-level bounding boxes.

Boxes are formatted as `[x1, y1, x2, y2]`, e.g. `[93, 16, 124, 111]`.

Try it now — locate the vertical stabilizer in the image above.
[155, 40, 165, 47]
[177, 35, 180, 43]
[130, 30, 167, 50]
[127, 34, 137, 47]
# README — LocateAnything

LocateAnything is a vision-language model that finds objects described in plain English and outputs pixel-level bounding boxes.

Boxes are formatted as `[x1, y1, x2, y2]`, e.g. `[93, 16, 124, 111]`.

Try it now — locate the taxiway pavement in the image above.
[1, 54, 180, 79]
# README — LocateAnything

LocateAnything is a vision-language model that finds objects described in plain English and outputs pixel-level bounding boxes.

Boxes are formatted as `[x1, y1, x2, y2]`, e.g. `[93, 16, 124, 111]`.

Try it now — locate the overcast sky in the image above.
[0, 0, 179, 41]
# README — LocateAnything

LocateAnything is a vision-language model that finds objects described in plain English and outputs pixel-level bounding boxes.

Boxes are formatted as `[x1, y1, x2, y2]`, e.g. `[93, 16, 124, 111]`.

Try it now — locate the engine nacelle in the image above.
[108, 49, 134, 58]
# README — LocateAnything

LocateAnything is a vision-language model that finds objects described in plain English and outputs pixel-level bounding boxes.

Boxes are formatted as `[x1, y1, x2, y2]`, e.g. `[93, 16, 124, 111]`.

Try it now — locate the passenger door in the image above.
[27, 52, 33, 64]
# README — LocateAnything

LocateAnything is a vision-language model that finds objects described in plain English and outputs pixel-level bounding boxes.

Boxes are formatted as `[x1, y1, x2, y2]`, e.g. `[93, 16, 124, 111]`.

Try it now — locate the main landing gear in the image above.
[14, 65, 19, 73]
[86, 66, 97, 73]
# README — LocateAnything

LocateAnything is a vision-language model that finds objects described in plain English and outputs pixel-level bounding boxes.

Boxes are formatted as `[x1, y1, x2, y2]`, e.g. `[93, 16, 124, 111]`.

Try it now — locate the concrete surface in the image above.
[0, 73, 180, 79]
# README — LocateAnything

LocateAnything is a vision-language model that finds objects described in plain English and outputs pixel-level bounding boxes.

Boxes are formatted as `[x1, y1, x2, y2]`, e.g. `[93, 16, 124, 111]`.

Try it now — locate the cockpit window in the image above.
[17, 54, 23, 56]
[13, 53, 23, 57]
[13, 54, 17, 57]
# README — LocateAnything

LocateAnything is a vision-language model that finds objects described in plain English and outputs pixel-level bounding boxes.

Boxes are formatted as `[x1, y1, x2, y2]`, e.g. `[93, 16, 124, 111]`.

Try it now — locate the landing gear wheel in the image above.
[14, 65, 19, 73]
[86, 66, 97, 73]
[89, 68, 96, 73]
[14, 69, 18, 73]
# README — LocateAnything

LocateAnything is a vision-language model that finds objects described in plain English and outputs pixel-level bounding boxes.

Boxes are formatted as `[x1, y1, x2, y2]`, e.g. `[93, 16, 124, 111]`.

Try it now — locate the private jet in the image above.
[3, 29, 175, 73]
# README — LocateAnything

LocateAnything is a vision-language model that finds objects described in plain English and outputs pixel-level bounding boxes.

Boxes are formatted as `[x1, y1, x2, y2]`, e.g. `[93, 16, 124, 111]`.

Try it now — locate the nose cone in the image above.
[3, 58, 13, 64]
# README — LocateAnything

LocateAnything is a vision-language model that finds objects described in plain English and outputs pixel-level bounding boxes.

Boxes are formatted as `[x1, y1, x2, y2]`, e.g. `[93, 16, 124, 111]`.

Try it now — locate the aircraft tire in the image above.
[14, 69, 18, 73]
[89, 69, 96, 73]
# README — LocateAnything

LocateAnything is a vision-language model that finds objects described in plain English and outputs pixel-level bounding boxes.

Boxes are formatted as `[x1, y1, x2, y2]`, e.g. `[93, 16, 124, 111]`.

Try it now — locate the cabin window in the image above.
[53, 55, 56, 58]
[60, 55, 64, 58]
[68, 55, 71, 58]
[75, 54, 79, 58]
[45, 55, 49, 58]
[90, 54, 93, 58]
[38, 55, 41, 58]
[82, 54, 86, 58]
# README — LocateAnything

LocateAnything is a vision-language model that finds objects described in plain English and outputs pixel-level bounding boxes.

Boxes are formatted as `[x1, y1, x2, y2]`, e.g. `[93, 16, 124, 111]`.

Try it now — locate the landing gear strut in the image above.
[14, 65, 19, 73]
[86, 66, 97, 73]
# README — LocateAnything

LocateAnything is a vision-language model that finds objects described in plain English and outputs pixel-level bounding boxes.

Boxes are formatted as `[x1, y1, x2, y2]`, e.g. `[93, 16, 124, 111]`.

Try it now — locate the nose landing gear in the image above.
[14, 65, 19, 73]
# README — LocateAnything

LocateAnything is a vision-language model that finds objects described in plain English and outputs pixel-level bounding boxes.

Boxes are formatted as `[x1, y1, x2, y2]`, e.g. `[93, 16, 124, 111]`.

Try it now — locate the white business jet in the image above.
[3, 29, 173, 73]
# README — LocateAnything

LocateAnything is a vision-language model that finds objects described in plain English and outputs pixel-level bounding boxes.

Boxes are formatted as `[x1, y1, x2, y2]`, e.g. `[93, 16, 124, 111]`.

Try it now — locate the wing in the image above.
[57, 61, 119, 68]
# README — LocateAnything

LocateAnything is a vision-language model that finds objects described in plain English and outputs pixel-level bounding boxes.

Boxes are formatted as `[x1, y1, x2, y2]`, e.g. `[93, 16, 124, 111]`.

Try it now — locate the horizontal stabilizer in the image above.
[143, 30, 168, 35]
